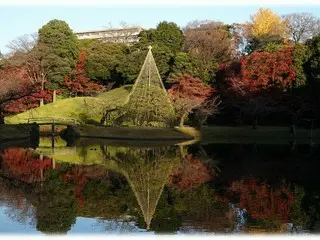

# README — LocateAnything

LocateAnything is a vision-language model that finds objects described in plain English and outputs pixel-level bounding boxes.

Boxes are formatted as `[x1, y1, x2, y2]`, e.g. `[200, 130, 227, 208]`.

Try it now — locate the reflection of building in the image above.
[75, 27, 144, 45]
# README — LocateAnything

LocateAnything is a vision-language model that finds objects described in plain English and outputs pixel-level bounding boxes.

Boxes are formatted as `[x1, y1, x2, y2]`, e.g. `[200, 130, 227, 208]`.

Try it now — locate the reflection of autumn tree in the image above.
[104, 146, 180, 230]
[229, 178, 295, 228]
[62, 168, 88, 209]
[0, 148, 52, 183]
[61, 165, 109, 208]
[168, 154, 214, 191]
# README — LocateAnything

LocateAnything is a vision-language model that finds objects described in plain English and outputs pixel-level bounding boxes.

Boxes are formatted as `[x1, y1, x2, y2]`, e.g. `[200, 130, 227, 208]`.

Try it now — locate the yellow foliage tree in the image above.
[249, 8, 289, 39]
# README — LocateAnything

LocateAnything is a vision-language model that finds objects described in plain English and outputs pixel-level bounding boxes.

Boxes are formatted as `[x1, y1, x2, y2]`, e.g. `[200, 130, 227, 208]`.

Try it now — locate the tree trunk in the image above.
[100, 110, 107, 125]
[179, 112, 188, 127]
[40, 79, 44, 107]
[290, 115, 297, 137]
[252, 113, 258, 129]
[0, 109, 4, 124]
[52, 90, 56, 103]
[237, 110, 243, 126]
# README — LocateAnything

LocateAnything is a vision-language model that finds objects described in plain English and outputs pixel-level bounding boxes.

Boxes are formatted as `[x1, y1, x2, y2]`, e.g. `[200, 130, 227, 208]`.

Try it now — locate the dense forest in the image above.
[1, 8, 320, 127]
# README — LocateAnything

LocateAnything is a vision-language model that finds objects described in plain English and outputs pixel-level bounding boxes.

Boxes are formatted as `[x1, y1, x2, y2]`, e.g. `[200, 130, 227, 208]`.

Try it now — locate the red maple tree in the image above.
[217, 47, 297, 128]
[3, 87, 53, 114]
[0, 67, 36, 122]
[168, 74, 213, 126]
[220, 46, 297, 95]
[0, 65, 55, 119]
[64, 51, 104, 96]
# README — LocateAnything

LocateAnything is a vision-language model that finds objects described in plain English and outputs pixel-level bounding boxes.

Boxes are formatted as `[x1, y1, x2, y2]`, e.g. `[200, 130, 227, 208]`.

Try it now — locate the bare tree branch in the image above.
[184, 20, 232, 64]
[6, 33, 38, 54]
[283, 13, 320, 43]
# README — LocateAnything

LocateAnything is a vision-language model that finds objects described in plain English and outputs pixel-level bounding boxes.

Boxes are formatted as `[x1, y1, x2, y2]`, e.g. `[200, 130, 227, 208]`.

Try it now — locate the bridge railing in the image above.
[26, 117, 82, 125]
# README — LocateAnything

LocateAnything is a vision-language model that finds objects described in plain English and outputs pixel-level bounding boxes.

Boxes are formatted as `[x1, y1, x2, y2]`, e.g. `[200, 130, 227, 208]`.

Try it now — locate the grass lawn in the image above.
[5, 86, 131, 125]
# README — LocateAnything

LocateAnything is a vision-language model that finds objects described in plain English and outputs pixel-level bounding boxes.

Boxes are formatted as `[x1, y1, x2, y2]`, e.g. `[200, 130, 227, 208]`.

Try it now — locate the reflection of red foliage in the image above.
[60, 165, 108, 209]
[61, 167, 88, 208]
[229, 178, 295, 222]
[1, 148, 52, 183]
[169, 154, 214, 191]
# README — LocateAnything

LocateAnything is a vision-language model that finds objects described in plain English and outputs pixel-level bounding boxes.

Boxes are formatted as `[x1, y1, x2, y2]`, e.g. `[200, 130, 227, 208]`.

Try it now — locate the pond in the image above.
[0, 137, 319, 234]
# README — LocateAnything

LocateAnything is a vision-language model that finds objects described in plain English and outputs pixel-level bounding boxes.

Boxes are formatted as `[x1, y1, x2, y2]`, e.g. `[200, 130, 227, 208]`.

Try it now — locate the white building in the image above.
[75, 27, 144, 45]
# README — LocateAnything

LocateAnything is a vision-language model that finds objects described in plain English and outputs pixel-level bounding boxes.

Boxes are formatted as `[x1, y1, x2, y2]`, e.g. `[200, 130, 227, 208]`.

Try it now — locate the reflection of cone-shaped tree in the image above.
[123, 46, 174, 127]
[104, 146, 180, 230]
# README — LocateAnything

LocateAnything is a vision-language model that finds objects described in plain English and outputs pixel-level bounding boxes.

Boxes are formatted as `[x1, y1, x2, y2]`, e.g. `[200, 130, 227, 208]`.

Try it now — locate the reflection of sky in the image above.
[0, 203, 206, 234]
[69, 217, 150, 234]
[0, 204, 153, 234]
[0, 206, 40, 234]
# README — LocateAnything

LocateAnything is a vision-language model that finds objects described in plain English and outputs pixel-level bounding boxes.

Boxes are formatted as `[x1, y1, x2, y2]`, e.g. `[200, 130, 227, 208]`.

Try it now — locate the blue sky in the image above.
[1, 5, 320, 53]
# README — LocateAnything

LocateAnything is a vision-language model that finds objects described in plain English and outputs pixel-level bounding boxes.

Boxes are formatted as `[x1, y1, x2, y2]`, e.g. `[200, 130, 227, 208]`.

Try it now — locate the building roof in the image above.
[75, 27, 144, 35]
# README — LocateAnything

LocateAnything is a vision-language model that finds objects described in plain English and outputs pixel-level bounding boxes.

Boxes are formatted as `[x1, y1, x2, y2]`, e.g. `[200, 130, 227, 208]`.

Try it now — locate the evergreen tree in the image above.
[38, 19, 79, 92]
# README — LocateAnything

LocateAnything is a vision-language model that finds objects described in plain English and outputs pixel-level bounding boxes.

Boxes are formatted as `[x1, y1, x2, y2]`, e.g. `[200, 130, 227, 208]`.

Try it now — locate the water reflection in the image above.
[0, 138, 319, 234]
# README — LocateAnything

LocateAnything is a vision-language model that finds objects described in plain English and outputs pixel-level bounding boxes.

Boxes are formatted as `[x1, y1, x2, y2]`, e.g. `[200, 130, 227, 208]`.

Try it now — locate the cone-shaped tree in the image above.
[123, 46, 175, 127]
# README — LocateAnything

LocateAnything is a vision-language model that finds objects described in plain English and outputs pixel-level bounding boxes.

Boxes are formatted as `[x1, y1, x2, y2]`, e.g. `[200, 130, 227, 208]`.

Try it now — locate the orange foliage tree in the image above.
[168, 74, 213, 126]
[64, 51, 104, 97]
[218, 46, 297, 127]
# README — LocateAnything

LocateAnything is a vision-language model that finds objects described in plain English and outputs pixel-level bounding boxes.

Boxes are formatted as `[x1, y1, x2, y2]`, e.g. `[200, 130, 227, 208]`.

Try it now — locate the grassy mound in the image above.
[5, 86, 130, 125]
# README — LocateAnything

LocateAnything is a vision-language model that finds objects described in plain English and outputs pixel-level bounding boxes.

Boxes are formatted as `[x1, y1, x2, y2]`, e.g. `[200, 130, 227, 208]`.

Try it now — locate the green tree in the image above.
[123, 21, 184, 85]
[138, 21, 184, 53]
[245, 34, 285, 54]
[293, 43, 310, 87]
[154, 21, 184, 53]
[170, 52, 196, 77]
[305, 35, 320, 108]
[80, 40, 128, 86]
[38, 19, 79, 91]
[305, 35, 320, 83]
[118, 45, 174, 84]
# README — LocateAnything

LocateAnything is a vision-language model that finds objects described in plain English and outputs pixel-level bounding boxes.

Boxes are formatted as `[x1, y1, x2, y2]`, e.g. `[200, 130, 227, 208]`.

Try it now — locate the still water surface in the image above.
[0, 137, 319, 234]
